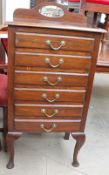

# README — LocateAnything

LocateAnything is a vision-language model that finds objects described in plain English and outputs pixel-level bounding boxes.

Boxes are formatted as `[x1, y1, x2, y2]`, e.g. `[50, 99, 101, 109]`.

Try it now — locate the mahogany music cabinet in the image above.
[7, 2, 104, 168]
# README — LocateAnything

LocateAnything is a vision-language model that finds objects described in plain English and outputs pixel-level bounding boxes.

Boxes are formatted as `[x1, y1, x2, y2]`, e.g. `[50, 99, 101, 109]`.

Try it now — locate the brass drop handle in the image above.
[41, 108, 59, 118]
[46, 40, 65, 51]
[42, 93, 60, 103]
[40, 123, 57, 133]
[45, 58, 64, 68]
[43, 76, 62, 86]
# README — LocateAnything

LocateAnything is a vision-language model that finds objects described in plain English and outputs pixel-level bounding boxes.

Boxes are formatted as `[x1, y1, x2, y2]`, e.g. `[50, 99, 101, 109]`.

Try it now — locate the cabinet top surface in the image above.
[8, 20, 105, 33]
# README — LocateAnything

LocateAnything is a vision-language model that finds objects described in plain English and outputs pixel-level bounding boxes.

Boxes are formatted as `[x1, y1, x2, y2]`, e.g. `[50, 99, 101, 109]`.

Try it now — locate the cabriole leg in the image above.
[64, 132, 70, 140]
[72, 134, 86, 167]
[6, 132, 22, 169]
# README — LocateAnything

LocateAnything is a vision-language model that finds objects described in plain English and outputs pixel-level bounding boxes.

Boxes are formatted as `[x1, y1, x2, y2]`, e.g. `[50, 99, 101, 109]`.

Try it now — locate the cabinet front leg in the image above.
[64, 132, 70, 140]
[6, 132, 22, 169]
[72, 133, 85, 167]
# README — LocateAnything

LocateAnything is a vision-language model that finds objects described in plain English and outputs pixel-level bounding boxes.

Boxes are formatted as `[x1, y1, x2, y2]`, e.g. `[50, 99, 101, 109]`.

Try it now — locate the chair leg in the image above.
[93, 12, 98, 27]
[2, 107, 8, 152]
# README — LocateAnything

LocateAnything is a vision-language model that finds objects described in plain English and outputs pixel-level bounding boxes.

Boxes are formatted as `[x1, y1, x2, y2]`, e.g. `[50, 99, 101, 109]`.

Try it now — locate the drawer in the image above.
[15, 32, 94, 52]
[15, 52, 91, 71]
[15, 71, 88, 87]
[15, 104, 83, 119]
[14, 88, 85, 104]
[14, 120, 81, 132]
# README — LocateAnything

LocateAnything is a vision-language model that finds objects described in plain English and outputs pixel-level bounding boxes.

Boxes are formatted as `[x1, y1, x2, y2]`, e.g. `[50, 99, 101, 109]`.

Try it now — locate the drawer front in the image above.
[15, 71, 88, 87]
[15, 52, 91, 71]
[15, 104, 83, 119]
[14, 120, 81, 132]
[14, 88, 85, 103]
[15, 32, 94, 52]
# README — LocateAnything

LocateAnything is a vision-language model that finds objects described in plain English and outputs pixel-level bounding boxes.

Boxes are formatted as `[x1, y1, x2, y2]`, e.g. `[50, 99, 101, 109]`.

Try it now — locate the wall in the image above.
[2, 0, 30, 22]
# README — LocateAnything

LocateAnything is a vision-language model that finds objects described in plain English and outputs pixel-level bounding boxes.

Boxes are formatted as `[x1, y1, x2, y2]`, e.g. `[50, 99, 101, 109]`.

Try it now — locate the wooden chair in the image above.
[67, 0, 109, 28]
[0, 29, 8, 150]
[1, 39, 8, 55]
[0, 59, 8, 151]
[0, 71, 7, 147]
[68, 0, 109, 13]
[81, 0, 109, 72]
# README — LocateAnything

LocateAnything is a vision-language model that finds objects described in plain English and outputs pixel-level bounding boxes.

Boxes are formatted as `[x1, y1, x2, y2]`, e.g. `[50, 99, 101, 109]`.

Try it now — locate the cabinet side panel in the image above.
[80, 33, 102, 131]
[8, 26, 15, 130]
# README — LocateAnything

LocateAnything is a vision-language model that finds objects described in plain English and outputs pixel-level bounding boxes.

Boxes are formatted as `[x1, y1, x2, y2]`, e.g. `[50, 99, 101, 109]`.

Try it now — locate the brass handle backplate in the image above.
[40, 123, 57, 133]
[46, 40, 65, 51]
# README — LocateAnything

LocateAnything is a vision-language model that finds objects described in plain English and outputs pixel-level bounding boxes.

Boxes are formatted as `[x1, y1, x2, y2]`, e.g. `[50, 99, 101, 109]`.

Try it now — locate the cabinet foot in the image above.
[7, 160, 14, 169]
[64, 132, 70, 140]
[72, 133, 86, 167]
[6, 132, 22, 169]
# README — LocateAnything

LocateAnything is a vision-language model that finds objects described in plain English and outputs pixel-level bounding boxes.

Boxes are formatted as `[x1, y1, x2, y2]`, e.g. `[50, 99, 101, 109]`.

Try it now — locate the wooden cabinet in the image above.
[7, 3, 104, 169]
